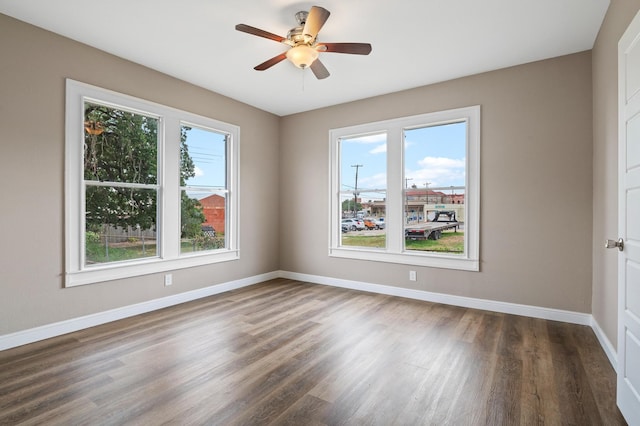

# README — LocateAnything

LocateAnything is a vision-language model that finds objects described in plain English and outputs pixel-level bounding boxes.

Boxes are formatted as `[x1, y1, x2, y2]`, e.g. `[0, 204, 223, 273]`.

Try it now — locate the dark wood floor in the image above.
[0, 279, 626, 425]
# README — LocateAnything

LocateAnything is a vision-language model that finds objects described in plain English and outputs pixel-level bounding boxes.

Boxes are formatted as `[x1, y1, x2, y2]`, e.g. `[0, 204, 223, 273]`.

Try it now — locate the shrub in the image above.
[86, 231, 101, 244]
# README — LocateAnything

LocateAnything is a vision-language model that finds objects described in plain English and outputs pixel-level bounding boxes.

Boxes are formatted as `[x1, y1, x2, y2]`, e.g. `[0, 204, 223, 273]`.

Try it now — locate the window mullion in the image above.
[226, 133, 238, 252]
[162, 117, 181, 260]
[386, 127, 403, 253]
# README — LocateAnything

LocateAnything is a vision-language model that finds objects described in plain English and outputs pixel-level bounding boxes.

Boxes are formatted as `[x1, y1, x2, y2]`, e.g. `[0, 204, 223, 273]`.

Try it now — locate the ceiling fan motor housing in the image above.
[295, 11, 308, 25]
[236, 6, 371, 79]
[287, 26, 307, 44]
[288, 10, 315, 45]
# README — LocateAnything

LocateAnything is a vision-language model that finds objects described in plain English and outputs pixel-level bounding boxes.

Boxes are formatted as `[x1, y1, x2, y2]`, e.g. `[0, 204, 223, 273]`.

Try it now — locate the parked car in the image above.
[374, 217, 386, 229]
[363, 219, 377, 230]
[341, 218, 365, 231]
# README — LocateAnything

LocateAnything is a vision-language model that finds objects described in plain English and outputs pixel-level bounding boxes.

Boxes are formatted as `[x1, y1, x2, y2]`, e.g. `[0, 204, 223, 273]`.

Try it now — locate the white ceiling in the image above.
[0, 0, 609, 116]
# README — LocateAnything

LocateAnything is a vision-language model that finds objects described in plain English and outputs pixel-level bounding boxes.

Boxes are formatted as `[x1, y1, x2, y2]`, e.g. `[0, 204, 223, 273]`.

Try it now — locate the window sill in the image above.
[328, 247, 479, 271]
[65, 250, 240, 287]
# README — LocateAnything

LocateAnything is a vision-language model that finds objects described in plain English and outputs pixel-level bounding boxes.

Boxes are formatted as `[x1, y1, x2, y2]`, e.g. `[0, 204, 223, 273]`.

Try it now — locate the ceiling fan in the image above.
[235, 6, 372, 79]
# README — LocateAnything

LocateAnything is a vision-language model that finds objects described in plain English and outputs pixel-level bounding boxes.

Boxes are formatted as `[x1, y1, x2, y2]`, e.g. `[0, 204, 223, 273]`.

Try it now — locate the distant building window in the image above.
[65, 80, 239, 286]
[329, 106, 480, 271]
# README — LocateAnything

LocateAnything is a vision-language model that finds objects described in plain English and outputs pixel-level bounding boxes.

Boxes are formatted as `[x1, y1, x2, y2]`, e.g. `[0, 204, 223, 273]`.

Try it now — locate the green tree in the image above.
[179, 126, 206, 238]
[84, 103, 157, 232]
[84, 104, 203, 235]
[341, 198, 362, 213]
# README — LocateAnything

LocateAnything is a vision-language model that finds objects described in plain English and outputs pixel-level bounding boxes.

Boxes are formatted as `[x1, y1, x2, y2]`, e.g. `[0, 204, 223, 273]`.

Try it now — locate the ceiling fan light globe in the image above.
[286, 45, 319, 69]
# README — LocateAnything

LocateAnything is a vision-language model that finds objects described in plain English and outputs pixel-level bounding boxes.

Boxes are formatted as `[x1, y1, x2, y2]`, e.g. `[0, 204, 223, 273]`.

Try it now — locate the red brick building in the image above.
[449, 193, 465, 204]
[199, 194, 225, 234]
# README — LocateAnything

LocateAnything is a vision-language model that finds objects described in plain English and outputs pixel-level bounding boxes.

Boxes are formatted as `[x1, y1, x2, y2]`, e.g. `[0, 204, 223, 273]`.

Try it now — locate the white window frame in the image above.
[329, 105, 480, 271]
[65, 79, 239, 287]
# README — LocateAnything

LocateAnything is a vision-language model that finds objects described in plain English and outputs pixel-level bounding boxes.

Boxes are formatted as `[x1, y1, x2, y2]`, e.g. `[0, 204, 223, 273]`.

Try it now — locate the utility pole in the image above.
[405, 177, 413, 224]
[352, 164, 363, 218]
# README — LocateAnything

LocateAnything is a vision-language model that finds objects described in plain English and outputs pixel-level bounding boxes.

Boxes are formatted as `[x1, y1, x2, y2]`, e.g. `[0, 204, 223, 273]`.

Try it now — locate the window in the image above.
[83, 101, 160, 265]
[403, 122, 467, 256]
[330, 106, 480, 271]
[66, 80, 239, 286]
[179, 125, 228, 254]
[339, 133, 387, 248]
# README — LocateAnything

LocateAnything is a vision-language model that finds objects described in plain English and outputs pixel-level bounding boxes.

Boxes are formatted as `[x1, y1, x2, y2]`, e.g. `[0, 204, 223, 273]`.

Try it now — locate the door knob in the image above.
[605, 238, 624, 251]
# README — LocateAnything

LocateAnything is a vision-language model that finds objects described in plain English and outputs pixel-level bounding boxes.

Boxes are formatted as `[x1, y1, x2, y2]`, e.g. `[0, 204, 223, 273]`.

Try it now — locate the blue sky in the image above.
[340, 121, 467, 202]
[182, 126, 227, 190]
[183, 122, 466, 202]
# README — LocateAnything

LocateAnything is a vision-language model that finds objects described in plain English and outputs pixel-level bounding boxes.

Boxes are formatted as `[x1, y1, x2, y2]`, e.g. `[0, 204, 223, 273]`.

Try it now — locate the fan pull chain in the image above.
[301, 67, 306, 91]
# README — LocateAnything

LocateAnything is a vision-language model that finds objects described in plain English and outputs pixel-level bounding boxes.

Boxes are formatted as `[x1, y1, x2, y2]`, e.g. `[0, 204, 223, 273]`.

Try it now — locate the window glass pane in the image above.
[180, 126, 228, 254]
[339, 133, 387, 249]
[180, 191, 226, 253]
[404, 122, 466, 255]
[85, 186, 157, 265]
[84, 102, 158, 184]
[181, 126, 227, 188]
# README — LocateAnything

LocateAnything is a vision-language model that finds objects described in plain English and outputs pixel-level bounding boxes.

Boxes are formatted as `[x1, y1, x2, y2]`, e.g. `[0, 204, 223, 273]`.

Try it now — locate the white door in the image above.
[618, 9, 640, 426]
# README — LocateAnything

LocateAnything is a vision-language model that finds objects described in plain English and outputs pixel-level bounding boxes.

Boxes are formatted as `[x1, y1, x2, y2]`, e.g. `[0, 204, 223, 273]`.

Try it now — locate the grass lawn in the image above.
[341, 234, 386, 248]
[342, 230, 464, 253]
[405, 231, 464, 253]
[86, 241, 157, 263]
[86, 238, 224, 263]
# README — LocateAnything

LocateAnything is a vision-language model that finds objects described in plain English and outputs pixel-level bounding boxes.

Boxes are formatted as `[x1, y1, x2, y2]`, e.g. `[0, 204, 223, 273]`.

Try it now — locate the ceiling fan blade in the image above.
[254, 52, 288, 71]
[303, 6, 330, 41]
[310, 59, 330, 80]
[235, 24, 285, 43]
[318, 43, 372, 55]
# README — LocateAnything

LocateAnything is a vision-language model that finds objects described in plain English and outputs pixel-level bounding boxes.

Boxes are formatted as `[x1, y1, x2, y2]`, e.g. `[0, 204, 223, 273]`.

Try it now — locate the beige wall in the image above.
[280, 52, 594, 313]
[0, 14, 280, 335]
[591, 0, 640, 349]
[1, 5, 630, 341]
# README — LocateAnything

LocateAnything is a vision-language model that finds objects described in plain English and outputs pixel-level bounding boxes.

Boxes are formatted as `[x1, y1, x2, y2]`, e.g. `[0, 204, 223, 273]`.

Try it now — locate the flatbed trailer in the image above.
[405, 221, 459, 240]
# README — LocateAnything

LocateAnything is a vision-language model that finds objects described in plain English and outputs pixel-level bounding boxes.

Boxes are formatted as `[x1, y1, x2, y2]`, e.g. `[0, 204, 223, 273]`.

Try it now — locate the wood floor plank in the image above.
[18, 397, 99, 426]
[394, 335, 477, 424]
[547, 321, 618, 425]
[572, 324, 625, 424]
[518, 317, 562, 425]
[0, 279, 626, 425]
[270, 394, 332, 426]
[485, 354, 523, 425]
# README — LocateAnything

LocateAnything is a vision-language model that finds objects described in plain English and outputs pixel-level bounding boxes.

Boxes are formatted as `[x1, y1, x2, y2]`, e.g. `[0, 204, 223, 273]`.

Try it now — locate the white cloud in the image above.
[418, 157, 466, 168]
[359, 172, 388, 190]
[347, 134, 386, 144]
[369, 144, 386, 154]
[408, 157, 466, 188]
[194, 166, 204, 177]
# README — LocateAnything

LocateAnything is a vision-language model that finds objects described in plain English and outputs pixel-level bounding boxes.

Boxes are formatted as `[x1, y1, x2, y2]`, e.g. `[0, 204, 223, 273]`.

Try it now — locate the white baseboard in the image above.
[280, 271, 621, 371]
[0, 271, 279, 351]
[279, 270, 593, 326]
[590, 317, 618, 371]
[1, 269, 617, 374]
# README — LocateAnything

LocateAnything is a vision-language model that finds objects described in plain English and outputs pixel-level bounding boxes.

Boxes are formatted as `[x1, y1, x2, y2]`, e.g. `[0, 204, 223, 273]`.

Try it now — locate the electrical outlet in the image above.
[164, 274, 173, 286]
[409, 270, 417, 281]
